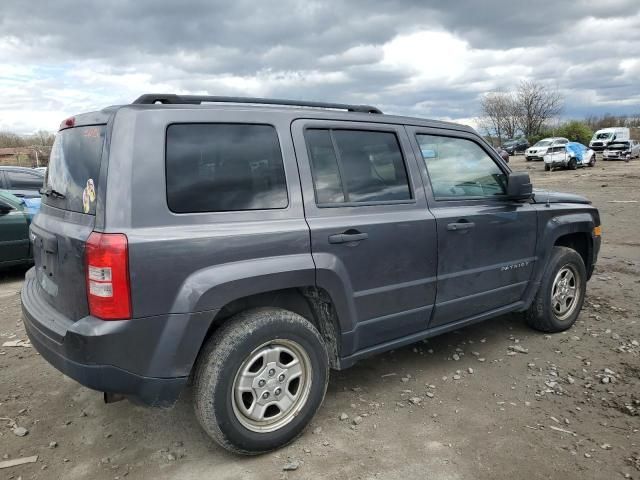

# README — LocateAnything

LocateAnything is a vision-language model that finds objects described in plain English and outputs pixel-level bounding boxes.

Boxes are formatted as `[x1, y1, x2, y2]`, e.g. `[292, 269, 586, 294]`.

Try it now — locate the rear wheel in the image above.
[194, 308, 329, 454]
[588, 154, 596, 167]
[526, 246, 586, 333]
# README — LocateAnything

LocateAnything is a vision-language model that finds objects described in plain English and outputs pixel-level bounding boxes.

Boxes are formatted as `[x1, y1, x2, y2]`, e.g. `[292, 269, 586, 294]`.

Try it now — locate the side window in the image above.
[416, 134, 507, 199]
[557, 139, 568, 145]
[305, 129, 412, 204]
[166, 124, 288, 213]
[7, 171, 44, 189]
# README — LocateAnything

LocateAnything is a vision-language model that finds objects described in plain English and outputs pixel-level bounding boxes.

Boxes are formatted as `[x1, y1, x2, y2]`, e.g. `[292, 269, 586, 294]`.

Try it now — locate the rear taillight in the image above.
[59, 116, 75, 130]
[85, 232, 131, 320]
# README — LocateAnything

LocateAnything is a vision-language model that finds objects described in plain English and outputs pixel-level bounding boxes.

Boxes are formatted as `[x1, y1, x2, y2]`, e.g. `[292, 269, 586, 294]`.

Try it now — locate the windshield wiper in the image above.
[40, 187, 66, 199]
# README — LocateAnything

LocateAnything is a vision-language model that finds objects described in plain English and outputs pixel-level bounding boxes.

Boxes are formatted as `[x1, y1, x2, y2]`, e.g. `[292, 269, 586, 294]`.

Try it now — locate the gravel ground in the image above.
[0, 154, 638, 480]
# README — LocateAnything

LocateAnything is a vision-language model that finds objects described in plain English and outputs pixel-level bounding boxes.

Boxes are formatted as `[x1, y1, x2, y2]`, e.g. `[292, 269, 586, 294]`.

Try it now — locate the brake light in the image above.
[85, 232, 131, 320]
[59, 117, 75, 130]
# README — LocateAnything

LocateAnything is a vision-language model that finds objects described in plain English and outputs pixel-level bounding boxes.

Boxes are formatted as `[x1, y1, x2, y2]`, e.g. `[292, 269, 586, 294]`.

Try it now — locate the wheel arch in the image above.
[194, 287, 344, 372]
[521, 212, 597, 308]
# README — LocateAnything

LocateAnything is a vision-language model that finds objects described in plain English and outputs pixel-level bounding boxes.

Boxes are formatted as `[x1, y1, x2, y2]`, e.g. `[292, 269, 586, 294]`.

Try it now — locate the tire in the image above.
[194, 308, 329, 455]
[544, 164, 551, 171]
[588, 154, 596, 167]
[568, 158, 577, 170]
[526, 246, 587, 333]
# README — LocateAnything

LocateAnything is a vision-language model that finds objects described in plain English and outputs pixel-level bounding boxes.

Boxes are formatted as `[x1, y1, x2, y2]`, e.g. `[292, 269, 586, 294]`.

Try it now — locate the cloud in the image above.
[0, 0, 639, 133]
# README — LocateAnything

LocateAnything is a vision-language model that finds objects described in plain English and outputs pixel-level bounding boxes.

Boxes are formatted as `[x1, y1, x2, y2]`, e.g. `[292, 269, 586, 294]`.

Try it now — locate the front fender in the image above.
[521, 211, 597, 308]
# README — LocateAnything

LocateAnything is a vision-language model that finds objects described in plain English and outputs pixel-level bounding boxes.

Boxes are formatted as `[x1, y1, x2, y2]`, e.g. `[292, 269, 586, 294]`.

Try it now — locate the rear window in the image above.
[46, 126, 106, 214]
[6, 170, 44, 190]
[165, 124, 288, 213]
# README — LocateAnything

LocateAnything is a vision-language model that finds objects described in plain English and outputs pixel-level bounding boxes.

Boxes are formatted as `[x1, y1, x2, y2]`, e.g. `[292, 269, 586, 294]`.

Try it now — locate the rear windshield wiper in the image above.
[40, 187, 66, 199]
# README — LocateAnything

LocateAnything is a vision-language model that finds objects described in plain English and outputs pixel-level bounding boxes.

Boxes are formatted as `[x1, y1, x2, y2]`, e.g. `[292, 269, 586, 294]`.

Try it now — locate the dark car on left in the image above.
[0, 166, 45, 198]
[0, 190, 40, 268]
[502, 138, 529, 155]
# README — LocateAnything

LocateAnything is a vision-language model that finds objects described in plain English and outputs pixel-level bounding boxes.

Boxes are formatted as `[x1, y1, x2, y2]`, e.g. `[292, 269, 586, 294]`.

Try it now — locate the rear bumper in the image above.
[21, 268, 216, 406]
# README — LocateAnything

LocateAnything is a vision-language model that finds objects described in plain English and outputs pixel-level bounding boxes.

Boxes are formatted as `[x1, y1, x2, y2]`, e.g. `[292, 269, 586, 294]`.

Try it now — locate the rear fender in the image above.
[171, 254, 316, 314]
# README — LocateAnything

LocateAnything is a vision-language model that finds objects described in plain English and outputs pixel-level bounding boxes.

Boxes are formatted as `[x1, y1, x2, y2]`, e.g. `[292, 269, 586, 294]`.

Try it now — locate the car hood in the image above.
[532, 189, 591, 204]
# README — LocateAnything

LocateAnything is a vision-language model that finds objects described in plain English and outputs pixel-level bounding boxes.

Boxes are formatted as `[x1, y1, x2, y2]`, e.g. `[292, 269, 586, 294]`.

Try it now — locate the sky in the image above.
[1, 0, 639, 134]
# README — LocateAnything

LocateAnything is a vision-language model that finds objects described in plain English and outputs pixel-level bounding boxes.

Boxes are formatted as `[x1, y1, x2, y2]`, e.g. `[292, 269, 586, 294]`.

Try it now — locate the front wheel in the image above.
[568, 158, 577, 170]
[588, 154, 596, 167]
[526, 246, 587, 333]
[544, 164, 551, 171]
[194, 308, 329, 454]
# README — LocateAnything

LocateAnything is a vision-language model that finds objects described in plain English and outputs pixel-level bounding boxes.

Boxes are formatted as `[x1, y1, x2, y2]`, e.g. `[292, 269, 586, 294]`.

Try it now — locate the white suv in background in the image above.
[525, 137, 569, 161]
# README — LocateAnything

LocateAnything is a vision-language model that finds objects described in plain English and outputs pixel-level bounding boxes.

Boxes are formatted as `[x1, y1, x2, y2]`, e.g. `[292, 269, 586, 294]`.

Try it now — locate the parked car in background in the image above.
[0, 166, 45, 198]
[525, 138, 569, 161]
[0, 190, 39, 269]
[544, 142, 595, 171]
[493, 146, 510, 162]
[602, 140, 640, 161]
[501, 138, 529, 155]
[589, 127, 630, 151]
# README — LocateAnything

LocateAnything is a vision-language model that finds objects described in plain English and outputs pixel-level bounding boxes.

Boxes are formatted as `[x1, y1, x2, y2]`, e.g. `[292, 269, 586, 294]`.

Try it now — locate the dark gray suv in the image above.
[22, 94, 601, 454]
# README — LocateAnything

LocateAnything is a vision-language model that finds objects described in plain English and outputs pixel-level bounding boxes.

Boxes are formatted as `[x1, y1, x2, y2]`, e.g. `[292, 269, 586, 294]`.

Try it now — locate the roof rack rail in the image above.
[131, 94, 382, 114]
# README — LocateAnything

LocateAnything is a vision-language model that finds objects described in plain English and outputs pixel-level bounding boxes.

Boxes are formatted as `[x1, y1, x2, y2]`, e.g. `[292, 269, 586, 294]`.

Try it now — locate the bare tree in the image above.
[480, 92, 506, 142]
[32, 130, 55, 146]
[514, 81, 563, 138]
[480, 91, 521, 143]
[500, 94, 520, 139]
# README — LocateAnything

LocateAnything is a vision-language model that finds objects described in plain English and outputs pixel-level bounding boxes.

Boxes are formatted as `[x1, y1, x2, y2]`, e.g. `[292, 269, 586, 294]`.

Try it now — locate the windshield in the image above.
[607, 142, 629, 150]
[534, 140, 552, 147]
[45, 125, 106, 214]
[595, 132, 613, 140]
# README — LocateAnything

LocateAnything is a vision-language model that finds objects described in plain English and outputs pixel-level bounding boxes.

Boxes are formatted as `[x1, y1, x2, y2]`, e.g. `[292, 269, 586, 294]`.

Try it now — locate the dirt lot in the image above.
[1, 154, 638, 480]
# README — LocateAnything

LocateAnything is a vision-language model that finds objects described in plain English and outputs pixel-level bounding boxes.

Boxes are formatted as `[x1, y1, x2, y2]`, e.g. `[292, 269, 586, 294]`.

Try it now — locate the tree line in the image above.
[479, 81, 639, 146]
[0, 131, 55, 148]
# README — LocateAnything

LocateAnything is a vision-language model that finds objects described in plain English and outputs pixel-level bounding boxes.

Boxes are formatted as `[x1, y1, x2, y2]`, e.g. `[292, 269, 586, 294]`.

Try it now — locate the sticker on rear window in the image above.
[82, 178, 96, 213]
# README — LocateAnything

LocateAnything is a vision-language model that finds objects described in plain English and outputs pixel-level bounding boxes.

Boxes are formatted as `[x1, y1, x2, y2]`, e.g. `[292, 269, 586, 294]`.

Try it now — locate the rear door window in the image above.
[305, 129, 412, 205]
[46, 126, 106, 214]
[165, 124, 288, 213]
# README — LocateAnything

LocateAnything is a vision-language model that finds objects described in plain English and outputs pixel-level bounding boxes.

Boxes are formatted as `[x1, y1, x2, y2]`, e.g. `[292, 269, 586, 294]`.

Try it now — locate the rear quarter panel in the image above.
[105, 107, 314, 318]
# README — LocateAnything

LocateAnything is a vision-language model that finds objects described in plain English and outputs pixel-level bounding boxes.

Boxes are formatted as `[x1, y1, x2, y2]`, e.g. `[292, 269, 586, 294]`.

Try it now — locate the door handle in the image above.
[447, 221, 475, 231]
[328, 232, 368, 244]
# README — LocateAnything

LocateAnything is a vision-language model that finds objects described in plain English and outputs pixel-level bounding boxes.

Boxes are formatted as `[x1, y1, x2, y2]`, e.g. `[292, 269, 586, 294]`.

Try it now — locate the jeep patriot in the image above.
[22, 94, 601, 454]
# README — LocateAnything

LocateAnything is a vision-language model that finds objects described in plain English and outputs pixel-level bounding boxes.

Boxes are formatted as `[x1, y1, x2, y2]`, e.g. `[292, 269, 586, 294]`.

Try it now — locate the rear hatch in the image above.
[31, 121, 107, 321]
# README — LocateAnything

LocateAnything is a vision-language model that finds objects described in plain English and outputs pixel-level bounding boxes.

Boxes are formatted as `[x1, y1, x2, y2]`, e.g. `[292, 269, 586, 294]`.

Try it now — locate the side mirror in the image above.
[507, 171, 532, 201]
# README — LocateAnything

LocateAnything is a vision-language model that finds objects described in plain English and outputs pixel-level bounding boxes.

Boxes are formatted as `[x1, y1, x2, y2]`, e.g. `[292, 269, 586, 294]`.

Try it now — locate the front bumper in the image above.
[21, 268, 215, 406]
[590, 234, 601, 279]
[526, 155, 544, 161]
